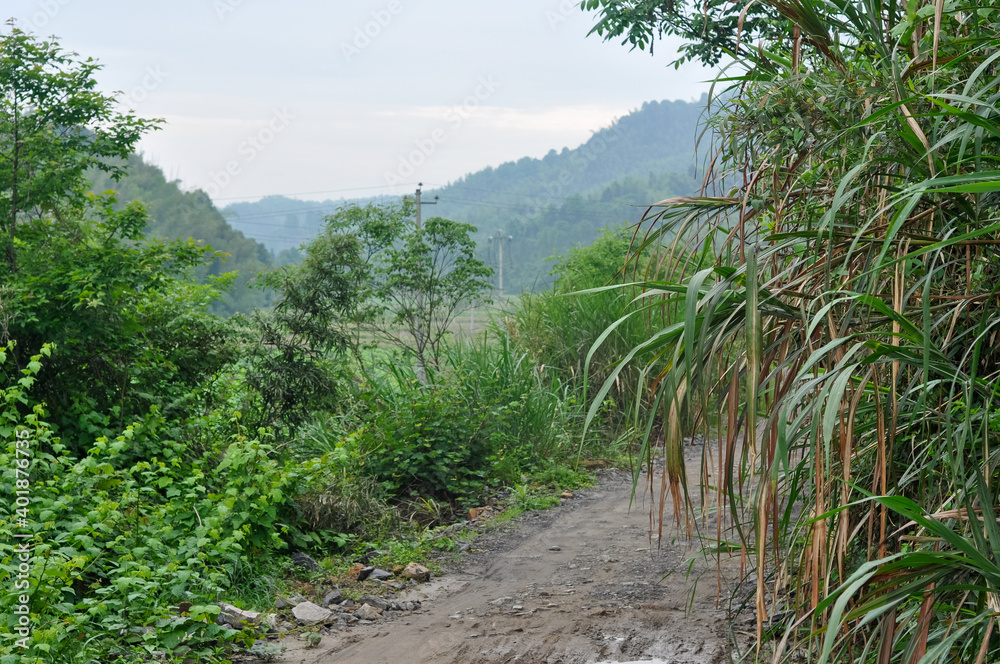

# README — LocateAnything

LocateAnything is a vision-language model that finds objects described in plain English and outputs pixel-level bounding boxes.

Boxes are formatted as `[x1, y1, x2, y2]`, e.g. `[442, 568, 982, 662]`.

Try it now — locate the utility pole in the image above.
[414, 182, 438, 228]
[498, 231, 504, 298]
[411, 183, 437, 384]
[488, 228, 513, 299]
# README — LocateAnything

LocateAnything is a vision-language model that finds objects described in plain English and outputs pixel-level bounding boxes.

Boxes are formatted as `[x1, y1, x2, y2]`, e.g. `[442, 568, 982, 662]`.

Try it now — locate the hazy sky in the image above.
[5, 1, 715, 203]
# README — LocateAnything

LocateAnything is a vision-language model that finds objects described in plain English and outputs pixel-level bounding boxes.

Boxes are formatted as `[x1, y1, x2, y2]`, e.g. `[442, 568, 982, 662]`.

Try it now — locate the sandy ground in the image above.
[275, 448, 737, 664]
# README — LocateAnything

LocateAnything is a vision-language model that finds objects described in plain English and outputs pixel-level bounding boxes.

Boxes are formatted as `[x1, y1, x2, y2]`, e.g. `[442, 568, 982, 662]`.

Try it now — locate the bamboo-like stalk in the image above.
[584, 1, 1000, 661]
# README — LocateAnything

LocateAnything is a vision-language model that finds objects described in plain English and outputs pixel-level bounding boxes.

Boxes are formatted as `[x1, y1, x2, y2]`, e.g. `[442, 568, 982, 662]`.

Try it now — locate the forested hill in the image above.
[89, 155, 275, 314]
[430, 95, 704, 227]
[223, 96, 706, 292]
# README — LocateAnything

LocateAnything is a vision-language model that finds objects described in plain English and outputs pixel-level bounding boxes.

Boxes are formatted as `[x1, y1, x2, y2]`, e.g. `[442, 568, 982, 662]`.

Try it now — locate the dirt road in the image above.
[280, 452, 735, 664]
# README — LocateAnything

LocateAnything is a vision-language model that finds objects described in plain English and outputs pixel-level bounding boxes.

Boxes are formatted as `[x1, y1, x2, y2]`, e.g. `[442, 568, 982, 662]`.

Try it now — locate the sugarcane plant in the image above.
[584, 0, 1000, 661]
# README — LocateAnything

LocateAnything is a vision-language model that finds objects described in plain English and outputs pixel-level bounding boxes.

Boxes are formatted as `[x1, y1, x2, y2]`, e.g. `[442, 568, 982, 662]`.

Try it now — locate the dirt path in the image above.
[279, 450, 735, 664]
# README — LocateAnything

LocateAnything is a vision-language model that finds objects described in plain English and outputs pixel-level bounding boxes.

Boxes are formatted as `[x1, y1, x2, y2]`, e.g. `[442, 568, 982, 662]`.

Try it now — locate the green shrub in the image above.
[532, 464, 594, 491]
[509, 226, 657, 438]
[447, 331, 574, 469]
[0, 348, 352, 662]
[5, 197, 237, 454]
[356, 377, 487, 501]
[340, 332, 583, 504]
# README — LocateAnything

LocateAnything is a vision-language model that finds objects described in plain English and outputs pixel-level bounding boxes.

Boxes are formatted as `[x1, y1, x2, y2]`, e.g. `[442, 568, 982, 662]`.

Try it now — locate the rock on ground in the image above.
[291, 552, 321, 572]
[401, 562, 431, 582]
[216, 603, 260, 628]
[292, 601, 334, 624]
[355, 603, 384, 621]
[321, 589, 344, 607]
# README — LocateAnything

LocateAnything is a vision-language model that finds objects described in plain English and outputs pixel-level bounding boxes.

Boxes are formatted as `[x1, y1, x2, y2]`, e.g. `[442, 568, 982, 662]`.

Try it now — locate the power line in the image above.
[221, 195, 413, 224]
[217, 195, 619, 230]
[210, 186, 638, 223]
[209, 179, 631, 208]
[222, 196, 636, 236]
[437, 195, 633, 212]
[210, 188, 646, 248]
[220, 193, 410, 222]
[225, 210, 333, 228]
[210, 183, 416, 202]
[422, 182, 580, 201]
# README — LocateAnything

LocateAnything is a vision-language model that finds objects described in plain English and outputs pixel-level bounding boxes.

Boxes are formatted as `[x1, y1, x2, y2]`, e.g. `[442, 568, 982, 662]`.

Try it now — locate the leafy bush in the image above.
[509, 484, 561, 512]
[243, 227, 367, 430]
[4, 196, 236, 454]
[444, 332, 578, 479]
[0, 349, 354, 662]
[290, 421, 397, 545]
[332, 331, 582, 503]
[356, 374, 488, 501]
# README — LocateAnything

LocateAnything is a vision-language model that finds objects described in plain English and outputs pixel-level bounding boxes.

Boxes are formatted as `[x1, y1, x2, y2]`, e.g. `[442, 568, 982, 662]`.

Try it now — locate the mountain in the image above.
[89, 155, 275, 314]
[222, 96, 707, 292]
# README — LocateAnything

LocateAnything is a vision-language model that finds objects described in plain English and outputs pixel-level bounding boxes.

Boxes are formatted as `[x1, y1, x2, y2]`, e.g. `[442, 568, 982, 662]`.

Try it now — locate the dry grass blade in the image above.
[976, 617, 995, 664]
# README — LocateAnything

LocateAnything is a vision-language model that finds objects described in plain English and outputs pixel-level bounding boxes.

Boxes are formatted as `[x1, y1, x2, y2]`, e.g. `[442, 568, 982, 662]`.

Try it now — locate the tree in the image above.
[248, 202, 492, 422]
[376, 215, 492, 380]
[0, 29, 231, 450]
[89, 154, 276, 315]
[318, 202, 492, 379]
[247, 230, 365, 428]
[0, 25, 159, 275]
[5, 194, 233, 451]
[243, 201, 412, 428]
[273, 203, 492, 384]
[582, 0, 789, 67]
[321, 201, 412, 361]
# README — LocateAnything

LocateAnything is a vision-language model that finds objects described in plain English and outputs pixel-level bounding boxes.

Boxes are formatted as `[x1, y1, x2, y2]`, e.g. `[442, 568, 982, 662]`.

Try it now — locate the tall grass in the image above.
[589, 2, 1000, 661]
[443, 332, 577, 464]
[511, 226, 688, 448]
[291, 330, 587, 506]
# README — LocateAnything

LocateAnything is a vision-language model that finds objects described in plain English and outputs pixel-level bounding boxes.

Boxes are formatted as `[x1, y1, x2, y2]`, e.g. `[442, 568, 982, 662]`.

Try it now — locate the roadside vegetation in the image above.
[0, 28, 657, 663]
[583, 0, 1000, 661]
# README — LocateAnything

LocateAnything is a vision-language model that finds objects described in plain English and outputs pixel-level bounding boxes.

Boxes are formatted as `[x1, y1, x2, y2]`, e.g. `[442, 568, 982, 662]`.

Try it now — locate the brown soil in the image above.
[276, 447, 738, 664]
